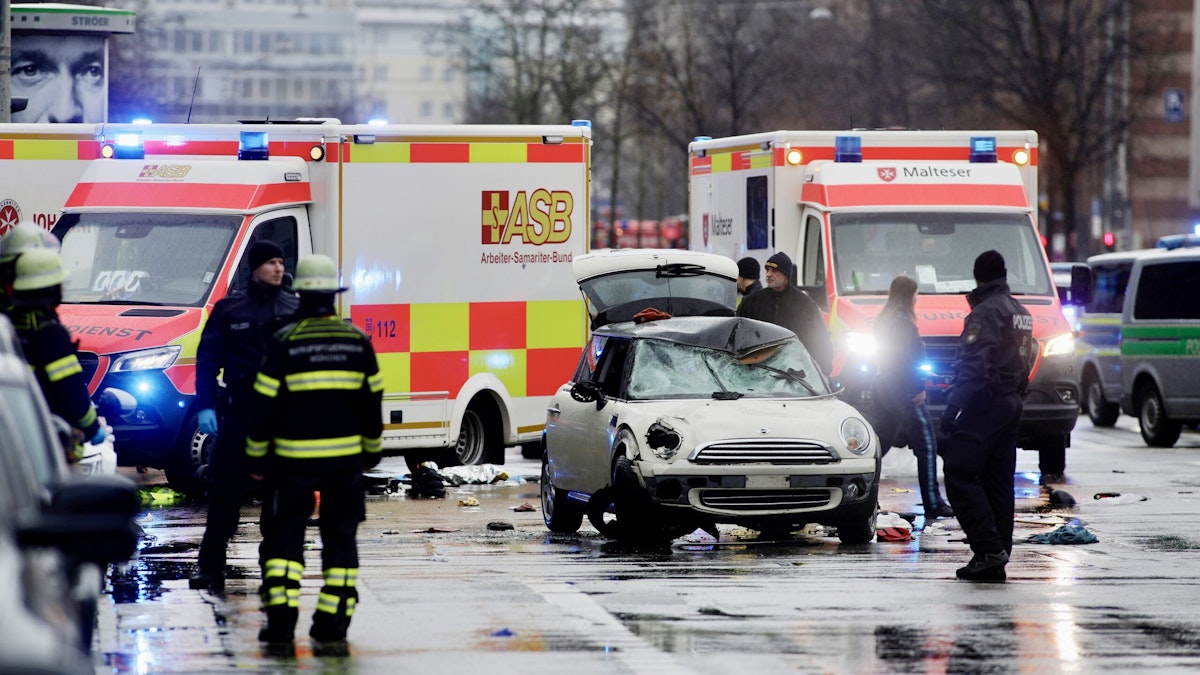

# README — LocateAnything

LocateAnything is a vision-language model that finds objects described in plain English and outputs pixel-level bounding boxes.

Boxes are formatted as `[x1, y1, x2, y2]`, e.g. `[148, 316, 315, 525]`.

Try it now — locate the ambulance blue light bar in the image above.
[834, 136, 862, 162]
[238, 131, 269, 160]
[970, 136, 998, 163]
[101, 132, 144, 159]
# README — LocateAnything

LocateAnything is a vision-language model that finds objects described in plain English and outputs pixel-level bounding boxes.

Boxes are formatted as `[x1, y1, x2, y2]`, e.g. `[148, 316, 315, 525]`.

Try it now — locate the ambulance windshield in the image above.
[53, 213, 241, 306]
[828, 212, 1053, 296]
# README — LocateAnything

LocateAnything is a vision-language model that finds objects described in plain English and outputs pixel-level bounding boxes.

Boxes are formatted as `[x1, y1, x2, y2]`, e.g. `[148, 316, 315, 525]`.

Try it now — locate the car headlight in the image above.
[645, 421, 682, 460]
[1041, 332, 1076, 358]
[110, 345, 182, 372]
[844, 331, 877, 356]
[840, 417, 872, 455]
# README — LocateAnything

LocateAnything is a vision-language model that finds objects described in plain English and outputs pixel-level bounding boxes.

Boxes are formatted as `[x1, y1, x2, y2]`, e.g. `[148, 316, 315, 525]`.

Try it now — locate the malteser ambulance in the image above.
[0, 121, 591, 493]
[688, 130, 1089, 472]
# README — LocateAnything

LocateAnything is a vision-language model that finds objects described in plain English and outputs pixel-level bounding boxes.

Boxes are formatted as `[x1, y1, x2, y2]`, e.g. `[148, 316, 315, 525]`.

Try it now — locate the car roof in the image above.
[1086, 248, 1174, 265]
[595, 314, 797, 358]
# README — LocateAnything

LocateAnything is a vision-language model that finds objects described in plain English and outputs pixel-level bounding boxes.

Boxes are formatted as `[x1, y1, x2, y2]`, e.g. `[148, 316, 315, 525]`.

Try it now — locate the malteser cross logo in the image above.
[877, 167, 897, 182]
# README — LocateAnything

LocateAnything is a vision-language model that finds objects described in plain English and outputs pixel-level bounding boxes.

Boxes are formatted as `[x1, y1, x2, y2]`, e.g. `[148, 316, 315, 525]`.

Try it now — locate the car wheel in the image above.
[1083, 371, 1119, 427]
[520, 441, 542, 460]
[1138, 383, 1182, 447]
[540, 454, 582, 533]
[837, 508, 877, 545]
[586, 485, 621, 538]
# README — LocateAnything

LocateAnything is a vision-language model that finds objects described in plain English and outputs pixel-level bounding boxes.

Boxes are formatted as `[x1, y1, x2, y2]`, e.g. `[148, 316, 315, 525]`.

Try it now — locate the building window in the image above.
[420, 65, 433, 82]
[442, 102, 454, 120]
[443, 67, 455, 83]
[420, 101, 432, 118]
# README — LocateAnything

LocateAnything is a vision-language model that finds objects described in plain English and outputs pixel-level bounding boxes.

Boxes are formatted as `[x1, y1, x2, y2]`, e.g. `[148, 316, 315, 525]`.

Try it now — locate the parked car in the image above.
[1119, 247, 1200, 446]
[0, 314, 140, 672]
[541, 250, 880, 545]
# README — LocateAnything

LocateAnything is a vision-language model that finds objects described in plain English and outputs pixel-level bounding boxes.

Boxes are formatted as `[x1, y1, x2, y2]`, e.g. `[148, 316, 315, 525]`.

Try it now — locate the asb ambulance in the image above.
[0, 120, 591, 493]
[688, 130, 1088, 471]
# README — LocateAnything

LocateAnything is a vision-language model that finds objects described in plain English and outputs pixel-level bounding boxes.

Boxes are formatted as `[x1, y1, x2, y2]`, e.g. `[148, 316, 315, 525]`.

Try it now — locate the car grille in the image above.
[923, 336, 959, 380]
[688, 439, 837, 464]
[78, 351, 100, 385]
[697, 488, 832, 511]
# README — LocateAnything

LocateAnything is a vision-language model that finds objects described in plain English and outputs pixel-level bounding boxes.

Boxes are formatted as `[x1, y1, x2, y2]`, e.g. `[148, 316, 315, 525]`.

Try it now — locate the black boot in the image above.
[188, 571, 225, 592]
[259, 607, 298, 644]
[955, 551, 1009, 582]
[309, 612, 349, 643]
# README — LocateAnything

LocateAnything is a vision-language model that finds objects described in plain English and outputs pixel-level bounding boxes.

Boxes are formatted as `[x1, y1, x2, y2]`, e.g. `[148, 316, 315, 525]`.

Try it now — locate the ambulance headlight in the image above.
[1041, 332, 1076, 358]
[111, 345, 181, 372]
[844, 331, 877, 356]
[840, 417, 872, 455]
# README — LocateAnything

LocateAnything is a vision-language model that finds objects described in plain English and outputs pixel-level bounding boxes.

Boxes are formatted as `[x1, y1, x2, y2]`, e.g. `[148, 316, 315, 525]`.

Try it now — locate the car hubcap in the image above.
[1088, 380, 1103, 416]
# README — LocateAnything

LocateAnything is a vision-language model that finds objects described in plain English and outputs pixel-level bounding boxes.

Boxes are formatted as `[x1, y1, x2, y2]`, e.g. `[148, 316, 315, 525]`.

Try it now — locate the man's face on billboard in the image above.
[11, 34, 106, 123]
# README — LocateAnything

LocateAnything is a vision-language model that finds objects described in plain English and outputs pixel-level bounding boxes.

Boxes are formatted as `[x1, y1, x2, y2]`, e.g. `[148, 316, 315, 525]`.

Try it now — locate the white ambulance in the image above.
[688, 130, 1089, 473]
[0, 120, 591, 493]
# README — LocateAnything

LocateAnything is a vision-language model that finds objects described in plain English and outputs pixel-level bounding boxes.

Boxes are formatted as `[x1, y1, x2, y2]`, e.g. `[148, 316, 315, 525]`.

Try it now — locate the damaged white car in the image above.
[540, 249, 880, 544]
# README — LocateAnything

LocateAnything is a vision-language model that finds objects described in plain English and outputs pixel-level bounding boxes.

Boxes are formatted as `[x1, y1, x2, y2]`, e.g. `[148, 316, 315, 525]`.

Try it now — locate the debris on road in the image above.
[1092, 493, 1149, 505]
[875, 512, 913, 541]
[1027, 524, 1099, 544]
[487, 521, 515, 531]
[458, 496, 480, 507]
[440, 464, 510, 485]
[512, 502, 536, 512]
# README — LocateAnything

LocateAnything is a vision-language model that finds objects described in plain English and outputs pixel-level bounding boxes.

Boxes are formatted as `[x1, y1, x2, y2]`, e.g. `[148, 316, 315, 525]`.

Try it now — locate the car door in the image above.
[547, 333, 632, 493]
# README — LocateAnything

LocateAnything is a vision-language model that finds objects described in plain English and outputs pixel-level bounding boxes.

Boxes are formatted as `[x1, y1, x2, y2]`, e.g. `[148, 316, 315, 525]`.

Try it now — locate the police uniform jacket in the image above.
[244, 314, 383, 474]
[11, 305, 101, 439]
[737, 284, 834, 376]
[873, 310, 926, 406]
[196, 280, 298, 408]
[946, 279, 1035, 411]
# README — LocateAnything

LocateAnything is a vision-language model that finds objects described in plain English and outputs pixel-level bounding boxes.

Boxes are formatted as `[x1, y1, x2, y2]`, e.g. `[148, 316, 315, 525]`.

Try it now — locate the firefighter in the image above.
[9, 248, 107, 457]
[246, 253, 383, 647]
[940, 250, 1034, 583]
[189, 239, 298, 593]
[1, 222, 55, 317]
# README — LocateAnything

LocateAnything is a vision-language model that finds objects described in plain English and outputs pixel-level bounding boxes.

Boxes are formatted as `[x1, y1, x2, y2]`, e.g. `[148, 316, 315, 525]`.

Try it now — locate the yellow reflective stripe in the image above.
[368, 372, 384, 393]
[316, 592, 340, 614]
[14, 139, 82, 160]
[265, 587, 289, 606]
[284, 370, 365, 392]
[363, 436, 382, 454]
[287, 588, 300, 608]
[323, 568, 357, 587]
[275, 435, 363, 459]
[45, 354, 83, 382]
[246, 438, 269, 458]
[287, 560, 304, 581]
[346, 597, 356, 616]
[77, 406, 97, 430]
[470, 142, 526, 163]
[254, 372, 280, 398]
[264, 558, 291, 577]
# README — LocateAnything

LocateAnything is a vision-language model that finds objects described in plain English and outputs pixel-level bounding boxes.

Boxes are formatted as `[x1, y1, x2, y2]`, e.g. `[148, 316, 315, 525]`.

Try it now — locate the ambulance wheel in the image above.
[444, 398, 503, 467]
[166, 413, 213, 498]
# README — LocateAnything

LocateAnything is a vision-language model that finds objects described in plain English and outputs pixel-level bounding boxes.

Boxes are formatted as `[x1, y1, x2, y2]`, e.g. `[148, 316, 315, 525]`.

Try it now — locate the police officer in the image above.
[940, 250, 1034, 582]
[189, 239, 298, 592]
[737, 251, 833, 376]
[246, 254, 382, 647]
[9, 248, 107, 455]
[1, 223, 54, 317]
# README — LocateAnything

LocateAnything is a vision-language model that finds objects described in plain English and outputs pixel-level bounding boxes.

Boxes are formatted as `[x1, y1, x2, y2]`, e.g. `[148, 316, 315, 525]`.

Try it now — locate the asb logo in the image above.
[877, 167, 897, 182]
[0, 199, 22, 236]
[481, 189, 573, 245]
[138, 165, 191, 179]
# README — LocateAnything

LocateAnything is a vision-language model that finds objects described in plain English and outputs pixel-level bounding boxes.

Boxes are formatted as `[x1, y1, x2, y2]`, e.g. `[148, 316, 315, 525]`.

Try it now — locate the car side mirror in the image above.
[18, 475, 140, 565]
[1070, 264, 1091, 306]
[570, 380, 606, 409]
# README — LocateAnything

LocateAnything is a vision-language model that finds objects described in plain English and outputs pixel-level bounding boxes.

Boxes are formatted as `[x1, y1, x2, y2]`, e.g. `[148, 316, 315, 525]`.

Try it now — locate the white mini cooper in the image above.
[540, 249, 880, 544]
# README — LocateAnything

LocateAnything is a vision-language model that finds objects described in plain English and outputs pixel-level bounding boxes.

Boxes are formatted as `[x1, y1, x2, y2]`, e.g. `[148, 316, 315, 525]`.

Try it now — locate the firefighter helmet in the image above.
[0, 223, 50, 263]
[292, 254, 346, 293]
[13, 248, 66, 292]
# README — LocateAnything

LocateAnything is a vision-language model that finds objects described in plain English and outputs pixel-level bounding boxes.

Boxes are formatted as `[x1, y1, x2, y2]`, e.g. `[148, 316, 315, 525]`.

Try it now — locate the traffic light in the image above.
[1103, 231, 1116, 250]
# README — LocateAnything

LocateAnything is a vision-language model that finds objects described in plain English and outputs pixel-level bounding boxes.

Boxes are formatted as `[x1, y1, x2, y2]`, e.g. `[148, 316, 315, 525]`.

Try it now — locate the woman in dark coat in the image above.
[871, 275, 953, 519]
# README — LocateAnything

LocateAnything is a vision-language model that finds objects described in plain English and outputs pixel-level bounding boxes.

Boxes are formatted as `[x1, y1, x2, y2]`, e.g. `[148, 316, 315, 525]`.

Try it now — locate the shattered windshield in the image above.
[54, 213, 241, 306]
[829, 212, 1052, 296]
[627, 337, 829, 400]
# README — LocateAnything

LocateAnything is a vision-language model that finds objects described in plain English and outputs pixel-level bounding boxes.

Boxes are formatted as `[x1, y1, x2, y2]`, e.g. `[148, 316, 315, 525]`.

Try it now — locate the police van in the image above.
[1119, 247, 1200, 447]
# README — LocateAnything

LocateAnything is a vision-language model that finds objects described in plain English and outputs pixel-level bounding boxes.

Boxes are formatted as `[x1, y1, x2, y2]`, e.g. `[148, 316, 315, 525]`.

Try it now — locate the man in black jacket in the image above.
[940, 250, 1034, 583]
[735, 256, 762, 306]
[736, 251, 833, 377]
[189, 239, 298, 592]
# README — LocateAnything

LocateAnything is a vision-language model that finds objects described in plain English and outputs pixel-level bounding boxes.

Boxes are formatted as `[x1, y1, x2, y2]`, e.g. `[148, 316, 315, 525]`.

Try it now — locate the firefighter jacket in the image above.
[873, 309, 926, 406]
[946, 278, 1035, 411]
[244, 314, 383, 474]
[196, 280, 298, 408]
[11, 305, 101, 439]
[737, 284, 834, 376]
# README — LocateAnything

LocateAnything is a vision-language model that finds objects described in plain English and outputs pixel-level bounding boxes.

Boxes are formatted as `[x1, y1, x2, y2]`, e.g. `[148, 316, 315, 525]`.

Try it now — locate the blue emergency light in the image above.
[238, 131, 269, 160]
[969, 136, 998, 163]
[834, 136, 862, 162]
[101, 132, 144, 159]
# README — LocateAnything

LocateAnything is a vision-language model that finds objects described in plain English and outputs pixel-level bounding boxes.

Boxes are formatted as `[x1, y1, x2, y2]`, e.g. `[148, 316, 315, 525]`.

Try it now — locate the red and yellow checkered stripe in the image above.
[0, 136, 102, 160]
[349, 299, 584, 398]
[690, 144, 1039, 175]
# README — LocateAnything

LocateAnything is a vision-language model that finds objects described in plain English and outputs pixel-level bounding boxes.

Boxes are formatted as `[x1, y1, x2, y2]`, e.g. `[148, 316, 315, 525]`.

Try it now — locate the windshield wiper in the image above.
[712, 391, 743, 400]
[748, 363, 821, 396]
[655, 262, 707, 278]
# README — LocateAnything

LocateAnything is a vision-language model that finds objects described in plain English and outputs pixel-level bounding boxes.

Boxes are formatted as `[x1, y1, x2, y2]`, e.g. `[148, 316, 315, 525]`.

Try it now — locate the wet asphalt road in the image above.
[93, 415, 1200, 674]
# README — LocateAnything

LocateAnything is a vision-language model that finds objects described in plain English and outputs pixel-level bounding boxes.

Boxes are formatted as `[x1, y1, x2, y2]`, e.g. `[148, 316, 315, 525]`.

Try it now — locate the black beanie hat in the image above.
[737, 257, 760, 279]
[249, 240, 284, 271]
[973, 249, 1007, 284]
[764, 251, 793, 278]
